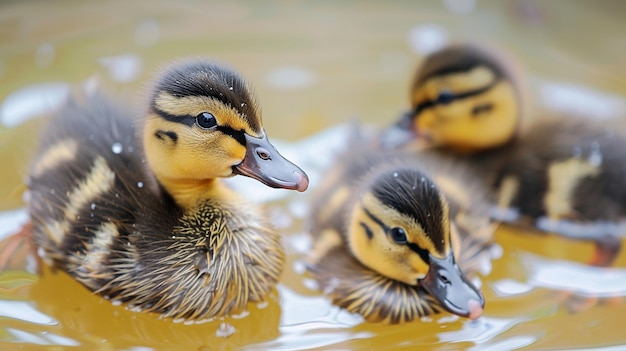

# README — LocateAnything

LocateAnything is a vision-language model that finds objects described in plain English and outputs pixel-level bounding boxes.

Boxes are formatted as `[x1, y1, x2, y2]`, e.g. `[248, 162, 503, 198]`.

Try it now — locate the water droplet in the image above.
[137, 181, 144, 188]
[231, 310, 250, 319]
[112, 142, 123, 154]
[240, 103, 246, 107]
[229, 86, 233, 91]
[115, 193, 120, 198]
[421, 176, 426, 182]
[215, 322, 235, 338]
[393, 172, 399, 177]
[90, 203, 96, 210]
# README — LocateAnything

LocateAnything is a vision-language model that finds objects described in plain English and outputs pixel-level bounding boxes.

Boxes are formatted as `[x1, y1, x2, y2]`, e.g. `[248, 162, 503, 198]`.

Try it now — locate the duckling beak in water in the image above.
[419, 253, 484, 320]
[233, 131, 309, 192]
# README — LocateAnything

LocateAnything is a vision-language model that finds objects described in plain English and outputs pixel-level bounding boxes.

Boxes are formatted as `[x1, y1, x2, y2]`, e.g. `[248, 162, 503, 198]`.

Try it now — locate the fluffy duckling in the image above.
[26, 59, 309, 321]
[307, 137, 494, 323]
[381, 44, 625, 267]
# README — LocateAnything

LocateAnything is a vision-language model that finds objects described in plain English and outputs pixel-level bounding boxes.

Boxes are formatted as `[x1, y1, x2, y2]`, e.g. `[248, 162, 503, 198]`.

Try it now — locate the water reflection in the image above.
[5, 329, 79, 347]
[0, 301, 56, 325]
[0, 83, 70, 128]
[439, 316, 526, 345]
[522, 253, 626, 298]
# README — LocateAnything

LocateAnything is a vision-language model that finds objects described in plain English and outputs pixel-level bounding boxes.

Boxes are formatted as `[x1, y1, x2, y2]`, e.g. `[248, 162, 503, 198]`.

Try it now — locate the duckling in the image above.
[380, 43, 626, 267]
[307, 136, 494, 323]
[26, 59, 309, 321]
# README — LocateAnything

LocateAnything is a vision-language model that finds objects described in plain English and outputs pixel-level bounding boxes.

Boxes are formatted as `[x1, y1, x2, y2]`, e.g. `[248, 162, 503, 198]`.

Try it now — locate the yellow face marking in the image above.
[497, 175, 520, 208]
[544, 158, 600, 220]
[32, 139, 78, 177]
[435, 190, 451, 258]
[413, 66, 496, 106]
[145, 92, 265, 209]
[450, 221, 462, 259]
[413, 67, 518, 152]
[143, 113, 246, 209]
[155, 92, 258, 136]
[347, 193, 448, 285]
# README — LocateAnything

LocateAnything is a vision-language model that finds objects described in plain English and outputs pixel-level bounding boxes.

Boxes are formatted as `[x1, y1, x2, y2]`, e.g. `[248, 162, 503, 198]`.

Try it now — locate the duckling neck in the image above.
[156, 176, 236, 210]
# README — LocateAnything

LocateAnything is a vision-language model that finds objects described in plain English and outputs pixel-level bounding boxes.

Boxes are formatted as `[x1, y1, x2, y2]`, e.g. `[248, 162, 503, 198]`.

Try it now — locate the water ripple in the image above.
[0, 82, 70, 128]
[522, 253, 626, 297]
[0, 301, 57, 325]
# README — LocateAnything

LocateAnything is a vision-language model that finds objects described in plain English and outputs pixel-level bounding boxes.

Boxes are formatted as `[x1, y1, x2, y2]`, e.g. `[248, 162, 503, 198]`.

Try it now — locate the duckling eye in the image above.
[196, 112, 217, 129]
[389, 227, 407, 244]
[436, 90, 455, 105]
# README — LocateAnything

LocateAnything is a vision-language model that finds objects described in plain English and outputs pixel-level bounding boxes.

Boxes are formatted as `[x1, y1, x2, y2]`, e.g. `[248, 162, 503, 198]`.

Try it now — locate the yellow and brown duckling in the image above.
[26, 59, 309, 321]
[381, 43, 626, 267]
[307, 137, 494, 323]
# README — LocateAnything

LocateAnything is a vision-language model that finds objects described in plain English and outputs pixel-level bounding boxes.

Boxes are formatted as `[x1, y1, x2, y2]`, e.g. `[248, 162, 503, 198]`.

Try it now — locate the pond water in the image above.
[1, 1, 626, 350]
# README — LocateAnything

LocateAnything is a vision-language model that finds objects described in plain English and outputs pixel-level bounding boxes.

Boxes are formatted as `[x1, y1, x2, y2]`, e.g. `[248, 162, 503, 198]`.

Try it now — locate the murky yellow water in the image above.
[1, 1, 626, 350]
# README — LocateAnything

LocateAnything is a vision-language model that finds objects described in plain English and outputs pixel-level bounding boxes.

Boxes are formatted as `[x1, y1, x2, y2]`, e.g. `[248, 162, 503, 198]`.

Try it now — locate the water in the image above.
[1, 1, 626, 350]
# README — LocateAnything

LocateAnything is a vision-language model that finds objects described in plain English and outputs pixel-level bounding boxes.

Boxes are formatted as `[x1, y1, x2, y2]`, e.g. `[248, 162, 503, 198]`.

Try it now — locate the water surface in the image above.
[1, 1, 626, 350]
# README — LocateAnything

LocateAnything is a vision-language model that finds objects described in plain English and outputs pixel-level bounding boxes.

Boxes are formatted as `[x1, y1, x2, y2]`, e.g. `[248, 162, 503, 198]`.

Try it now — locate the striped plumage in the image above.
[381, 43, 626, 267]
[27, 60, 308, 320]
[307, 136, 494, 323]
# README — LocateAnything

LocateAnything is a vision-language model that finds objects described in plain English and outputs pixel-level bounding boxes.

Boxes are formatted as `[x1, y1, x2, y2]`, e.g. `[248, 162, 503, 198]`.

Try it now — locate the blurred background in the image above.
[1, 1, 626, 350]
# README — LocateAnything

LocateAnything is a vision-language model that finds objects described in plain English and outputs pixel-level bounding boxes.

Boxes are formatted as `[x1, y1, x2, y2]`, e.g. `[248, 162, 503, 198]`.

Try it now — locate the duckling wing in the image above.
[27, 91, 166, 285]
[500, 117, 626, 226]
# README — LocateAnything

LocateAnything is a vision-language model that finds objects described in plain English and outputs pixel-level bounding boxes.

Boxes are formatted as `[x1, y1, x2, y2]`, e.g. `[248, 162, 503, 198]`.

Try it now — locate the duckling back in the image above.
[494, 117, 626, 230]
[28, 91, 150, 270]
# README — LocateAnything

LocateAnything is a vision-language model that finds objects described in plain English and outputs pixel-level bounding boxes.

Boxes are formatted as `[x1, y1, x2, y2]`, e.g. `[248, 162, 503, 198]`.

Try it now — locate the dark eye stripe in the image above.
[408, 242, 431, 264]
[413, 79, 499, 116]
[359, 222, 373, 240]
[154, 107, 246, 146]
[363, 203, 431, 263]
[362, 206, 390, 232]
[217, 126, 245, 146]
[154, 107, 195, 127]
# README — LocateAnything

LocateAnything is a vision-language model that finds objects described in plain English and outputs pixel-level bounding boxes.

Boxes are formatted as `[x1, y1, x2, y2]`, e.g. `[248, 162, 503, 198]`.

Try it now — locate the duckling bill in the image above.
[307, 142, 493, 323]
[27, 59, 308, 321]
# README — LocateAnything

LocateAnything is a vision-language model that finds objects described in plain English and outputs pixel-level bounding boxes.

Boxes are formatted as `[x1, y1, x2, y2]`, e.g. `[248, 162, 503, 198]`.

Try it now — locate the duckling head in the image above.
[347, 167, 484, 319]
[143, 60, 308, 207]
[382, 44, 521, 153]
